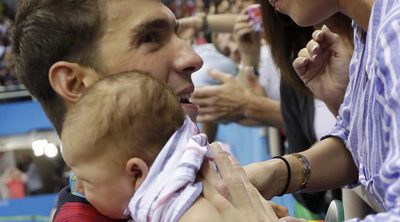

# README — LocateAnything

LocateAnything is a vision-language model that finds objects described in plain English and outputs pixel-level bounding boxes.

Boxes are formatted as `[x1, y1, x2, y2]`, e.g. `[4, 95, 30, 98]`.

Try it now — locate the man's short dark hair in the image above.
[13, 0, 106, 134]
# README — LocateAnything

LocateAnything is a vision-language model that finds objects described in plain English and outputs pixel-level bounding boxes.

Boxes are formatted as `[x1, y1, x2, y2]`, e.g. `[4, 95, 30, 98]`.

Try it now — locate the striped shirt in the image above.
[328, 0, 400, 221]
[127, 115, 210, 222]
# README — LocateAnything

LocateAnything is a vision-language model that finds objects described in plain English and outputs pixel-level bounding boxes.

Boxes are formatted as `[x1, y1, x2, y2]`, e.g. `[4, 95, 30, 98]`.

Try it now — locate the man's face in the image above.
[99, 0, 203, 119]
[214, 33, 241, 64]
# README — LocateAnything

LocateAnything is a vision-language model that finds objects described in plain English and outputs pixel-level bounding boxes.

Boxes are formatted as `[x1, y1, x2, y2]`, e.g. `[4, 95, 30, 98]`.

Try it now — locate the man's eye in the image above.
[142, 32, 159, 43]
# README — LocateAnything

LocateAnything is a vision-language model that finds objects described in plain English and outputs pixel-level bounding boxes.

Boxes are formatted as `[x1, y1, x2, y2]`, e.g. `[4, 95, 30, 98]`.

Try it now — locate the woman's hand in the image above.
[201, 143, 280, 222]
[292, 25, 353, 115]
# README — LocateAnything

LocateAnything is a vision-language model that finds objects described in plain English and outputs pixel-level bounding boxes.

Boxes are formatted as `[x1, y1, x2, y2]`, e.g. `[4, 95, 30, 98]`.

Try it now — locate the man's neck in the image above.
[338, 0, 374, 31]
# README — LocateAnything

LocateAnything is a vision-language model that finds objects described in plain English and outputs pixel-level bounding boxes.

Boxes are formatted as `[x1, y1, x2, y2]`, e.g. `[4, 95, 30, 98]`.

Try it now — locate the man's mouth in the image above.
[178, 94, 192, 104]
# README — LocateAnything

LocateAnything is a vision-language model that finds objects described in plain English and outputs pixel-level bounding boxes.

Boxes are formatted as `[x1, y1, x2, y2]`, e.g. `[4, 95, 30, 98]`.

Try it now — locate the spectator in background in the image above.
[2, 167, 26, 199]
[18, 155, 43, 195]
[0, 63, 6, 86]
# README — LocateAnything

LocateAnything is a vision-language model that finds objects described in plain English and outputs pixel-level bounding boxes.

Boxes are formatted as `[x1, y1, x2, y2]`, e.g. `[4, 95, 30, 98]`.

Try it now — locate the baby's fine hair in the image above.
[61, 71, 184, 167]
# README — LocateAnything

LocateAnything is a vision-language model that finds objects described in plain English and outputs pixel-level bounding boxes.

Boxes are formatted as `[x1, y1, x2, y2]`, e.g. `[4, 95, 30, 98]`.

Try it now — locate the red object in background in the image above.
[6, 178, 25, 199]
[196, 35, 208, 45]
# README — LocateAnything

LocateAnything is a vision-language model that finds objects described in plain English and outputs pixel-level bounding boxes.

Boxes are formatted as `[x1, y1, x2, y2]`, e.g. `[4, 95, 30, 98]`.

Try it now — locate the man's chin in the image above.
[181, 103, 198, 122]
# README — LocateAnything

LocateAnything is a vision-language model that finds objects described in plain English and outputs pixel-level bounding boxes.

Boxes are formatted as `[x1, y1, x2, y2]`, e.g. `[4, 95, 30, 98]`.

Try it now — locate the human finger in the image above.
[209, 143, 255, 213]
[197, 113, 225, 123]
[201, 160, 231, 198]
[306, 39, 321, 60]
[270, 201, 289, 218]
[198, 104, 235, 114]
[197, 105, 219, 114]
[312, 25, 339, 49]
[236, 27, 254, 40]
[192, 96, 218, 108]
[297, 47, 312, 59]
[208, 69, 235, 83]
[293, 56, 310, 77]
[229, 155, 270, 218]
[234, 22, 253, 35]
[192, 85, 221, 99]
[235, 14, 250, 23]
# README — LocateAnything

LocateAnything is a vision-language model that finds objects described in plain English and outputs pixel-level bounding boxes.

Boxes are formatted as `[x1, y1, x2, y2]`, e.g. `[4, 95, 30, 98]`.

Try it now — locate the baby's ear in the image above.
[125, 158, 149, 191]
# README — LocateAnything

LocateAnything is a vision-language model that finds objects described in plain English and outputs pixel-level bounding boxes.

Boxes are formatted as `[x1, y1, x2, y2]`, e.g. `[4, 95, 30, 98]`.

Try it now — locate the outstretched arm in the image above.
[245, 137, 358, 199]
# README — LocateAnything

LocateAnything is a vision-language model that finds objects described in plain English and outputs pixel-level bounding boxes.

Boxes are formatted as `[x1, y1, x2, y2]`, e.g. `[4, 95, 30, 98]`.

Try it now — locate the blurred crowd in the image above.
[0, 0, 20, 91]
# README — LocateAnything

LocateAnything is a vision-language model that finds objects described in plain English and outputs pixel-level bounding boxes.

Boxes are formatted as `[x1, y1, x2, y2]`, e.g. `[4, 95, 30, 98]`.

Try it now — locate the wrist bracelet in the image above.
[272, 156, 291, 196]
[289, 153, 311, 193]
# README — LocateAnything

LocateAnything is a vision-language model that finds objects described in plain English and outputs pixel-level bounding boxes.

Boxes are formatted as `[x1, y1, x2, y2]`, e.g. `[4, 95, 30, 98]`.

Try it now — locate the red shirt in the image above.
[53, 186, 128, 222]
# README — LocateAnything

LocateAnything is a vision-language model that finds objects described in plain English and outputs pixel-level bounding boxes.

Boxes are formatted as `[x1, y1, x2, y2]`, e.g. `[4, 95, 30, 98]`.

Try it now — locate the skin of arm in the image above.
[177, 13, 238, 40]
[178, 197, 224, 222]
[240, 92, 283, 127]
[204, 13, 238, 33]
[245, 137, 358, 199]
[201, 122, 218, 142]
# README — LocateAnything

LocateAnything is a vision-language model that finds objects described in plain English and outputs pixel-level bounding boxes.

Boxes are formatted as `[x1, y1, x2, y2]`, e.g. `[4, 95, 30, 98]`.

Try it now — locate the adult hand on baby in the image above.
[192, 69, 252, 123]
[293, 25, 353, 115]
[201, 143, 281, 222]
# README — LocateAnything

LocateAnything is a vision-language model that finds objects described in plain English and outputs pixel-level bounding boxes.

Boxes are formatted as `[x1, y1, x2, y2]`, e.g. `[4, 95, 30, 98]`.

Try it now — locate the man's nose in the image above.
[175, 40, 203, 75]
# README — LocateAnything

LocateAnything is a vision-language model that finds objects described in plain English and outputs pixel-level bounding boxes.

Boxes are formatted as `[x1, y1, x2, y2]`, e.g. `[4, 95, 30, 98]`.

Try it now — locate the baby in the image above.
[60, 71, 222, 222]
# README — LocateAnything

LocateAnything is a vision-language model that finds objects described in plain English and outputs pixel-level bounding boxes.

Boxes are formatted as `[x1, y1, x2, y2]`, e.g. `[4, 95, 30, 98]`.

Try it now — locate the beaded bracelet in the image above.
[272, 156, 291, 196]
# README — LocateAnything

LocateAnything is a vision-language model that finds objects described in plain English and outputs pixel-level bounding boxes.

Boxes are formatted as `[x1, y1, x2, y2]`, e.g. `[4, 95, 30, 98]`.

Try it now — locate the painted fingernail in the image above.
[312, 45, 319, 54]
[311, 54, 317, 61]
[302, 57, 308, 64]
[316, 30, 322, 39]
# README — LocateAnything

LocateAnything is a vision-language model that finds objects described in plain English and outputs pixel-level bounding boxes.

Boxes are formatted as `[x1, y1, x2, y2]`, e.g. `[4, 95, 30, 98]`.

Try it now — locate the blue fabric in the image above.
[326, 0, 400, 220]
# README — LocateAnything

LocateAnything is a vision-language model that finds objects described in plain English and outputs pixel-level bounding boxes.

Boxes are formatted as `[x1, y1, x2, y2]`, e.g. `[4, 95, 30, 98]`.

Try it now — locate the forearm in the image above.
[296, 137, 358, 192]
[201, 122, 218, 142]
[194, 13, 237, 33]
[243, 95, 284, 128]
[247, 137, 358, 199]
[206, 14, 237, 33]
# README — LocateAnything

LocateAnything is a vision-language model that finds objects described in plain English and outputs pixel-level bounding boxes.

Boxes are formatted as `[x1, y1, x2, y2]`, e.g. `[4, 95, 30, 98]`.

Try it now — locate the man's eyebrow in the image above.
[131, 18, 174, 35]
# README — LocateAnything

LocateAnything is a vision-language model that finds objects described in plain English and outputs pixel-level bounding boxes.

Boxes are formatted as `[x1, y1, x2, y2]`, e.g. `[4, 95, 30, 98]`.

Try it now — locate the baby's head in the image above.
[61, 71, 184, 219]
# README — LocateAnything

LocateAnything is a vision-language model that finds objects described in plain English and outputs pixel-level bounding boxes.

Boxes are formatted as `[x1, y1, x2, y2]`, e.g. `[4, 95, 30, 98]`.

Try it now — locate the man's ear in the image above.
[49, 61, 99, 103]
[125, 158, 149, 191]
